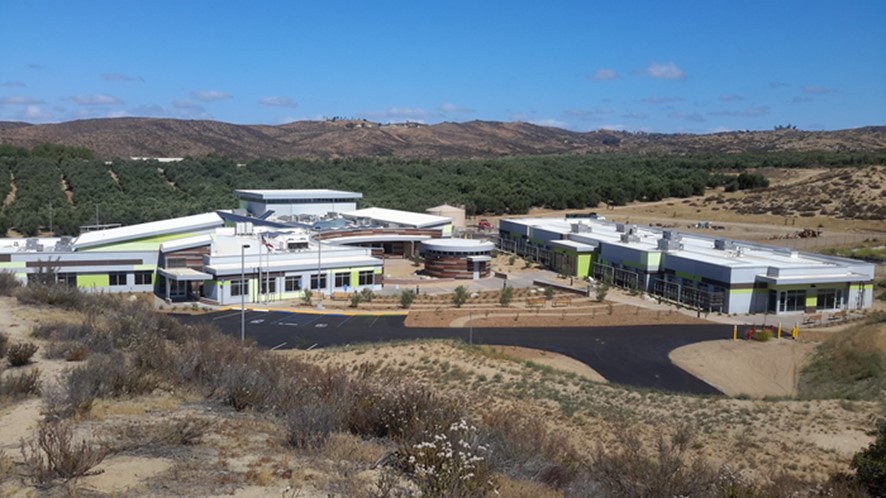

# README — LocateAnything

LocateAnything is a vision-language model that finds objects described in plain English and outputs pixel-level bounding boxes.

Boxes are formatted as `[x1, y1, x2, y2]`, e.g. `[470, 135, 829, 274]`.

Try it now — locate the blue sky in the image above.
[1, 1, 884, 133]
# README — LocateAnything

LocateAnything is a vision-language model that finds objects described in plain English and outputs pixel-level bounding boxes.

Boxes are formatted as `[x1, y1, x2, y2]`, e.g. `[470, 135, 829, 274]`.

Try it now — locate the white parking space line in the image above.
[336, 316, 353, 328]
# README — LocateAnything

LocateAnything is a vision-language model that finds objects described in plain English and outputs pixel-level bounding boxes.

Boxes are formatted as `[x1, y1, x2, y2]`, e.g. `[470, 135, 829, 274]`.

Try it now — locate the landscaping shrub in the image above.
[0, 332, 7, 358]
[349, 293, 362, 308]
[360, 288, 374, 303]
[0, 368, 41, 398]
[499, 286, 514, 307]
[752, 328, 772, 342]
[21, 420, 110, 485]
[399, 289, 415, 309]
[595, 282, 609, 302]
[7, 342, 38, 367]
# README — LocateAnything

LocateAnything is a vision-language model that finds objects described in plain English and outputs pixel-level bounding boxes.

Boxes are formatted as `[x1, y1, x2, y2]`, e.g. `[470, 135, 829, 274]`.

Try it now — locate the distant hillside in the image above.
[0, 117, 884, 159]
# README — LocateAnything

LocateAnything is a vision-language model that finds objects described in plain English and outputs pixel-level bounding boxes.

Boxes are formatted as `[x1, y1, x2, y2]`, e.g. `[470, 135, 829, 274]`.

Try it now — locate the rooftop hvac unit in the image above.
[620, 233, 640, 243]
[235, 222, 254, 235]
[25, 238, 40, 250]
[657, 238, 684, 251]
[616, 223, 626, 233]
[714, 239, 735, 251]
[662, 230, 682, 241]
[570, 223, 592, 234]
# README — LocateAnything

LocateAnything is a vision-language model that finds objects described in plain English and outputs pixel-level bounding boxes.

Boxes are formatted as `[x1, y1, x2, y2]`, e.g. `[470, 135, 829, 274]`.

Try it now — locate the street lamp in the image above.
[315, 232, 324, 311]
[240, 244, 251, 344]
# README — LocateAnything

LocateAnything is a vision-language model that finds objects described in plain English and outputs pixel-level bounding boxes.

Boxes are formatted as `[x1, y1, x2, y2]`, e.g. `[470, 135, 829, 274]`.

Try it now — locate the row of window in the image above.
[250, 198, 356, 205]
[27, 271, 154, 287]
[230, 270, 375, 296]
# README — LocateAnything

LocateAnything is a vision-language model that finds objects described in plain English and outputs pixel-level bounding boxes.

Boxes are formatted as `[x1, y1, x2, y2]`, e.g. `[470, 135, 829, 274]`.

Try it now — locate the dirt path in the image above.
[669, 339, 817, 398]
[3, 172, 15, 207]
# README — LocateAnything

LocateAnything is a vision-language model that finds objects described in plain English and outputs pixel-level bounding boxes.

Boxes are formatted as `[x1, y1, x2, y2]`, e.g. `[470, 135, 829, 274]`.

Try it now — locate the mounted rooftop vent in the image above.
[714, 239, 735, 251]
[570, 222, 592, 234]
[620, 232, 640, 243]
[616, 223, 626, 233]
[234, 222, 254, 235]
[662, 230, 682, 241]
[54, 236, 74, 252]
[657, 238, 684, 251]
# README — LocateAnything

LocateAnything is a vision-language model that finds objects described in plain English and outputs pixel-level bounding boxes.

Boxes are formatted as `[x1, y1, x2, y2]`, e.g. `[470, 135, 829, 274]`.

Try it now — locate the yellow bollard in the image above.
[777, 322, 782, 339]
[733, 325, 737, 341]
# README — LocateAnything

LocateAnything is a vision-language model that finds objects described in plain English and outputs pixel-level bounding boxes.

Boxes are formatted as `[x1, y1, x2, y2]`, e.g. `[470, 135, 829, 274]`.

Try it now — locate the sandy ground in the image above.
[487, 345, 607, 383]
[670, 339, 817, 398]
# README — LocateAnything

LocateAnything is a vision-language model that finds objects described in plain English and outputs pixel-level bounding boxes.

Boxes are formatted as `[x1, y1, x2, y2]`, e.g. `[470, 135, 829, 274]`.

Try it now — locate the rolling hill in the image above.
[0, 117, 884, 159]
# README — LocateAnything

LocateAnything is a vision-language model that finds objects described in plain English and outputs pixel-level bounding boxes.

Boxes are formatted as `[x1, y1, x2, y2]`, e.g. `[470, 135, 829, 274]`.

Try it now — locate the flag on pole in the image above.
[260, 233, 275, 252]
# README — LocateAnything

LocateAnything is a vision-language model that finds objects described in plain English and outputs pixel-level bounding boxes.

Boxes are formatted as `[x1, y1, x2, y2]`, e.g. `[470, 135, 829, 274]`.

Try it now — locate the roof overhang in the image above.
[158, 268, 213, 281]
[757, 273, 870, 286]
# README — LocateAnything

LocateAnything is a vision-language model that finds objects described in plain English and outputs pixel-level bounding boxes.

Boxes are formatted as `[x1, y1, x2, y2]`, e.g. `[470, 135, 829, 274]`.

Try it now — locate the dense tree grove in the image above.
[0, 145, 883, 236]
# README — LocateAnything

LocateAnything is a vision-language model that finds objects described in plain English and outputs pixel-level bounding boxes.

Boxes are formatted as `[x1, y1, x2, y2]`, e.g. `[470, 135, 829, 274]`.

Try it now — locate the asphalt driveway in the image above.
[175, 310, 730, 395]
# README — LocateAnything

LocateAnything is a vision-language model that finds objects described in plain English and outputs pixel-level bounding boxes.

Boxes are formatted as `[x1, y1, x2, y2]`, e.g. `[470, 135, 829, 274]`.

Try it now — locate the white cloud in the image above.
[591, 68, 618, 80]
[0, 95, 44, 105]
[645, 62, 685, 80]
[668, 112, 706, 123]
[101, 72, 144, 82]
[719, 94, 744, 102]
[71, 94, 124, 105]
[709, 105, 769, 117]
[190, 90, 232, 102]
[562, 108, 614, 120]
[130, 104, 168, 117]
[528, 118, 567, 129]
[1, 81, 26, 88]
[802, 85, 833, 95]
[259, 96, 298, 108]
[17, 105, 53, 121]
[440, 103, 475, 113]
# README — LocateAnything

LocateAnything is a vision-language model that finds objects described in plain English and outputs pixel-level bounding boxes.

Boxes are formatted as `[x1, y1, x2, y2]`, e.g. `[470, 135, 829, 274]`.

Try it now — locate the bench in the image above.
[552, 296, 572, 308]
[802, 314, 822, 325]
[331, 291, 351, 301]
[526, 297, 546, 308]
[829, 310, 848, 321]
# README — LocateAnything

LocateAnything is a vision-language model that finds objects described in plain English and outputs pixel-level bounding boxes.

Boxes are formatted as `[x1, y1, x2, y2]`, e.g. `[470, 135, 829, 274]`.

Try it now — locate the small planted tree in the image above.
[349, 293, 362, 308]
[400, 289, 416, 309]
[499, 286, 514, 307]
[544, 286, 555, 300]
[452, 286, 468, 308]
[302, 288, 313, 305]
[360, 288, 374, 303]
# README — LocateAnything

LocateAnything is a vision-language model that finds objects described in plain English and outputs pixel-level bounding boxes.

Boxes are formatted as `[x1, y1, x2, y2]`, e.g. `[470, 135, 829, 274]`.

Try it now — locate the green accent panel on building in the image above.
[805, 295, 817, 307]
[351, 270, 359, 286]
[577, 254, 592, 278]
[134, 264, 155, 271]
[675, 270, 702, 282]
[729, 288, 755, 295]
[644, 252, 662, 268]
[442, 224, 452, 237]
[77, 274, 109, 288]
[375, 268, 382, 274]
[83, 232, 201, 252]
[0, 262, 26, 269]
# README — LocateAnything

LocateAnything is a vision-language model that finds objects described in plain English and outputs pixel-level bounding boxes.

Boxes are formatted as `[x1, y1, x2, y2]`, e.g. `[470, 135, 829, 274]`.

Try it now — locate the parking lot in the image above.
[177, 310, 731, 395]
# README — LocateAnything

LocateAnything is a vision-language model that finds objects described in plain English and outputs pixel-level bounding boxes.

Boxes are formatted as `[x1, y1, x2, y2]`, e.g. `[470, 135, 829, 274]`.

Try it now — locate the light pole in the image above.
[240, 244, 251, 344]
[315, 232, 324, 310]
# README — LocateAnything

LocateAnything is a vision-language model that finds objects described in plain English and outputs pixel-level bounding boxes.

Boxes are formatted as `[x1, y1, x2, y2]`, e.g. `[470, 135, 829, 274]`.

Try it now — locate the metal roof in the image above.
[233, 189, 362, 200]
[342, 207, 452, 228]
[73, 212, 223, 250]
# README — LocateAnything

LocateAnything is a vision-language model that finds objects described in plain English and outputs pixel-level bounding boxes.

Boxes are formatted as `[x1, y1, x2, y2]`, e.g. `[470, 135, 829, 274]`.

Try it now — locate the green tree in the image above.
[544, 286, 555, 300]
[596, 282, 609, 302]
[452, 286, 468, 308]
[302, 289, 313, 305]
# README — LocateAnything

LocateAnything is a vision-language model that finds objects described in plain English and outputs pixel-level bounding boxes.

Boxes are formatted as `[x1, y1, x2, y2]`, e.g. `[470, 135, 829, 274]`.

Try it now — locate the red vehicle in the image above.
[477, 219, 493, 230]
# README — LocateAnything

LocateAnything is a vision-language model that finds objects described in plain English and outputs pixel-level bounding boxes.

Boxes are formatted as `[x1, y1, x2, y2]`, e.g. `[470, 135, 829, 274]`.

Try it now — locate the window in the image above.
[358, 270, 374, 286]
[56, 273, 77, 286]
[109, 272, 127, 286]
[334, 272, 350, 288]
[284, 276, 301, 292]
[231, 279, 248, 297]
[310, 273, 327, 290]
[260, 278, 276, 294]
[779, 289, 806, 312]
[134, 271, 153, 285]
[816, 289, 842, 310]
[166, 257, 187, 268]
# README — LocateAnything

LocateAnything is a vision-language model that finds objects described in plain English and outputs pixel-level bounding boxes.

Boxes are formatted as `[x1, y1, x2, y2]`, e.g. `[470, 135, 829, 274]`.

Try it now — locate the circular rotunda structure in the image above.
[421, 239, 495, 279]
